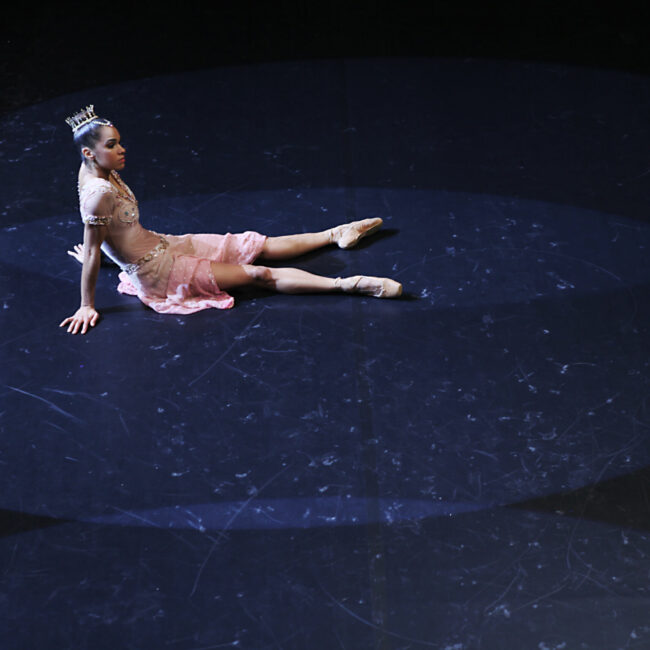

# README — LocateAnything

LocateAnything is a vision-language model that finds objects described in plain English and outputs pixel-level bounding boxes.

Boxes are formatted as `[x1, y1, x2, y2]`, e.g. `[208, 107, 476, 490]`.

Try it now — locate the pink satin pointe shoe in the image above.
[334, 275, 403, 298]
[329, 217, 383, 249]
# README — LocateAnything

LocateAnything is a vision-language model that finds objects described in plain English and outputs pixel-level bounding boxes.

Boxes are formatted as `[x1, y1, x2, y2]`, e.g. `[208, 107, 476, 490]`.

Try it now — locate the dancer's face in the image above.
[83, 126, 126, 172]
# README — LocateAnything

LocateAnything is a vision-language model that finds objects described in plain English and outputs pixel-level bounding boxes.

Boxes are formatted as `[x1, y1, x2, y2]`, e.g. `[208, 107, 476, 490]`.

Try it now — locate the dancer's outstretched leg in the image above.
[259, 231, 331, 261]
[211, 262, 402, 298]
[259, 217, 383, 260]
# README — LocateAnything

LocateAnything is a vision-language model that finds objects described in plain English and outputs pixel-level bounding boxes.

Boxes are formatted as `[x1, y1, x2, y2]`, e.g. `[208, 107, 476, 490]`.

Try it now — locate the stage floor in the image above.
[2, 58, 649, 649]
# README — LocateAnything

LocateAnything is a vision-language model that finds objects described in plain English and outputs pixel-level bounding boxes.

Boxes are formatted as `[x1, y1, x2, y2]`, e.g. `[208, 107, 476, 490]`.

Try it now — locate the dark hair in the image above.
[73, 118, 114, 163]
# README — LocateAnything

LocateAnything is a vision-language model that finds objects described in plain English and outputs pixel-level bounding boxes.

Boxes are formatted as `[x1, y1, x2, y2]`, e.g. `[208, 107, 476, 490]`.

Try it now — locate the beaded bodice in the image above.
[77, 170, 162, 272]
[78, 170, 139, 226]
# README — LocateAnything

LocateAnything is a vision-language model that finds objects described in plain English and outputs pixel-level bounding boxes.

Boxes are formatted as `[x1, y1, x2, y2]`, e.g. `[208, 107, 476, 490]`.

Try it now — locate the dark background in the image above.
[2, 1, 649, 116]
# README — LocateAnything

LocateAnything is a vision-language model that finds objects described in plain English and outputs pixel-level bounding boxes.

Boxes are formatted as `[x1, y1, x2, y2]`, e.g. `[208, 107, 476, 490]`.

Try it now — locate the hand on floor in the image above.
[67, 243, 84, 263]
[59, 306, 100, 335]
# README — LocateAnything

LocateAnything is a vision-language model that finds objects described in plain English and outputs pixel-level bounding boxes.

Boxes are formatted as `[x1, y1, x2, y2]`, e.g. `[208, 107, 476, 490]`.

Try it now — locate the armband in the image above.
[82, 214, 112, 226]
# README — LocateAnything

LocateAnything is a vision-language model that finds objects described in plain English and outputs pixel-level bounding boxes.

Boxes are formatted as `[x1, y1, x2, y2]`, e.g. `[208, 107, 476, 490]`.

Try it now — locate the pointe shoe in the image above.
[329, 217, 383, 249]
[335, 275, 402, 298]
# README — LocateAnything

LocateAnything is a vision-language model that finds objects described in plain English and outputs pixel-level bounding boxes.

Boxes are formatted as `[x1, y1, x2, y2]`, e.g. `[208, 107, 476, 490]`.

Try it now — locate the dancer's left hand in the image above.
[67, 243, 84, 263]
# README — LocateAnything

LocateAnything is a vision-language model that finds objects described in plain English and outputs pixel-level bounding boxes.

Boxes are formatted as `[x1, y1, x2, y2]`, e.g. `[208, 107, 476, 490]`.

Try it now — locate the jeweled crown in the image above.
[65, 105, 112, 132]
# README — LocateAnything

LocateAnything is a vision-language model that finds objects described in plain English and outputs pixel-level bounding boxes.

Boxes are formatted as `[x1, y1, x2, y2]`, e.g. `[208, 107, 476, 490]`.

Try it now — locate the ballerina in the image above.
[60, 106, 401, 335]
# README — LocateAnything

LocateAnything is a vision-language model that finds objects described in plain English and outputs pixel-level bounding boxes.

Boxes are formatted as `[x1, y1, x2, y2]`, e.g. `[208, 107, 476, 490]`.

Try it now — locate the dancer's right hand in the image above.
[59, 306, 99, 335]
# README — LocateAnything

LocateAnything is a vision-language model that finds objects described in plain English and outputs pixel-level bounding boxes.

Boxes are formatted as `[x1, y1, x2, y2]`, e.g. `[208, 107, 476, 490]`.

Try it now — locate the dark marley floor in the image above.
[1, 27, 650, 650]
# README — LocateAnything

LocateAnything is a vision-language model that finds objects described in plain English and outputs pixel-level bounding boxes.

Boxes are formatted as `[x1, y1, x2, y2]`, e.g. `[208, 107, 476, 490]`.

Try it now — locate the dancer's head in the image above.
[66, 105, 126, 171]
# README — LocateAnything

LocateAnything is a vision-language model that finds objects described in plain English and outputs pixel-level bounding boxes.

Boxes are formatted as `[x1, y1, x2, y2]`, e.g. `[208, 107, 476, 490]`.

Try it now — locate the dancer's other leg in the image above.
[210, 262, 401, 298]
[259, 217, 383, 260]
[211, 262, 335, 293]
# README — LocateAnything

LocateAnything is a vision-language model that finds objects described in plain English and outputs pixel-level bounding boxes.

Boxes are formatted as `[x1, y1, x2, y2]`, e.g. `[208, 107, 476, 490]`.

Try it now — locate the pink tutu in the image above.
[117, 231, 267, 314]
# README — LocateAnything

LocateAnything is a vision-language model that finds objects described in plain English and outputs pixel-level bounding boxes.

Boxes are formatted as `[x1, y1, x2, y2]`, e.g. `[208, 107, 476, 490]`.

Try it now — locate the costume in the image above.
[79, 171, 266, 314]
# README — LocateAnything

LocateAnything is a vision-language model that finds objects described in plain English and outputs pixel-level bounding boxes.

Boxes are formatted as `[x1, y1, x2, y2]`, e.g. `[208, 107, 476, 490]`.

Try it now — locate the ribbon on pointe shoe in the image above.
[329, 218, 384, 249]
[334, 275, 402, 298]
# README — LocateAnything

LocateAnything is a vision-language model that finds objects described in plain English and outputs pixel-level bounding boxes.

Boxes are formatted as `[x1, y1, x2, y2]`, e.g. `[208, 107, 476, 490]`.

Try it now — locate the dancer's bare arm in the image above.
[60, 224, 106, 334]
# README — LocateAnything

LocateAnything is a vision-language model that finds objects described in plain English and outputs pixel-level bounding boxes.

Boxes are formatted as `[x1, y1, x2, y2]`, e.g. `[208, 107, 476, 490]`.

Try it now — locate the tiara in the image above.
[65, 105, 112, 132]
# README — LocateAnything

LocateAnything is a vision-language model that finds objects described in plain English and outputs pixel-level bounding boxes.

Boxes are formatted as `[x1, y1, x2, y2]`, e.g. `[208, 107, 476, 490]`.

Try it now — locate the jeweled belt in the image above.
[122, 236, 169, 274]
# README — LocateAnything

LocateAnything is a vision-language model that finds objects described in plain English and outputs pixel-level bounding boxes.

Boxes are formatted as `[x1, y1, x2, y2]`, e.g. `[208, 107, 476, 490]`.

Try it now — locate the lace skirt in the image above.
[116, 231, 267, 314]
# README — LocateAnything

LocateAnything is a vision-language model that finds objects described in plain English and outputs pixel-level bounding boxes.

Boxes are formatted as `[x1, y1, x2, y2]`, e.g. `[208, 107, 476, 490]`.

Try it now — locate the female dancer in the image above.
[60, 107, 402, 335]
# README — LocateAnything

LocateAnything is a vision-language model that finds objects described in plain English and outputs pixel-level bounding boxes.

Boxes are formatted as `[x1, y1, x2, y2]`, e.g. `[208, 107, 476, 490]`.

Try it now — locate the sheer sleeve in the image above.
[80, 184, 115, 226]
